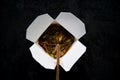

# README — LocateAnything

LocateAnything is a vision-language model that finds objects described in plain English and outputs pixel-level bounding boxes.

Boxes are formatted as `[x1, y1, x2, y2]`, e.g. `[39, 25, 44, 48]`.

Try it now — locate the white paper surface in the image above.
[56, 12, 86, 39]
[26, 14, 54, 42]
[30, 43, 56, 69]
[60, 40, 86, 71]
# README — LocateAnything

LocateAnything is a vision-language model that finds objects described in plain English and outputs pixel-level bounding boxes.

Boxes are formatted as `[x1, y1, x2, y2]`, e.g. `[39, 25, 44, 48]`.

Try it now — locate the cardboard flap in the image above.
[56, 12, 86, 39]
[26, 14, 54, 42]
[60, 40, 86, 71]
[30, 43, 56, 69]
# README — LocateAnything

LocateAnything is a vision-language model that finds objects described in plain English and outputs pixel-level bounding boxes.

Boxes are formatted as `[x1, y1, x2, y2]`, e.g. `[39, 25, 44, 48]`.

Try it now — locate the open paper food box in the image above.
[26, 12, 86, 72]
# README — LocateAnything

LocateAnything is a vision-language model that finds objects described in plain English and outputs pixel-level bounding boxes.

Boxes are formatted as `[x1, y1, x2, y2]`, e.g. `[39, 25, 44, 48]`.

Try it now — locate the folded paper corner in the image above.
[60, 40, 86, 71]
[29, 43, 56, 69]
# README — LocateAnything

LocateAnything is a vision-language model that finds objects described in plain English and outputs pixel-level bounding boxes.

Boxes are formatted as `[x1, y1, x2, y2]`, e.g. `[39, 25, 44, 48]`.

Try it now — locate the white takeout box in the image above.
[26, 12, 86, 71]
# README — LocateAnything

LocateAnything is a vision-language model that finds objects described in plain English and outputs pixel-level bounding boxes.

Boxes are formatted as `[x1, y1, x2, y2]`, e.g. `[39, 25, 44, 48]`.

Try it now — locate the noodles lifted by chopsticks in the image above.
[38, 22, 75, 58]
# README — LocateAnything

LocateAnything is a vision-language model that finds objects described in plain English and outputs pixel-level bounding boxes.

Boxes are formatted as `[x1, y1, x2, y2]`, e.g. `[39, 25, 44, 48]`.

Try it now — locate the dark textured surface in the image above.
[1, 0, 120, 80]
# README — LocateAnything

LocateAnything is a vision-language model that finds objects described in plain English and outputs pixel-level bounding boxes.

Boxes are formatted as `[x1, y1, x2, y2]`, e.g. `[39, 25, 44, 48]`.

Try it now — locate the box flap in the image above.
[30, 43, 56, 69]
[26, 14, 54, 42]
[56, 12, 86, 39]
[60, 40, 86, 71]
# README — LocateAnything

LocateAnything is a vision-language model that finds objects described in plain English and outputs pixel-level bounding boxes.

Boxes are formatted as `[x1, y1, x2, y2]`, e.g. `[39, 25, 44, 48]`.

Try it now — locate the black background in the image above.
[1, 0, 120, 80]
